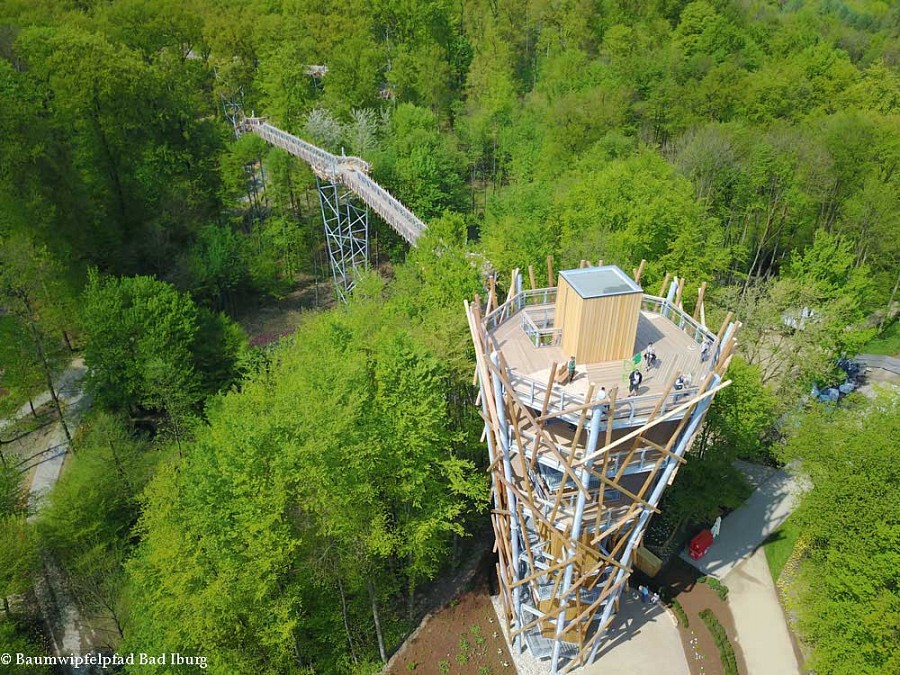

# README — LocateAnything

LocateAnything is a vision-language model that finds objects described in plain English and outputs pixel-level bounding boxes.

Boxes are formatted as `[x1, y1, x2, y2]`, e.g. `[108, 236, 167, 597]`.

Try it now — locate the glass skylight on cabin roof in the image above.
[558, 265, 643, 299]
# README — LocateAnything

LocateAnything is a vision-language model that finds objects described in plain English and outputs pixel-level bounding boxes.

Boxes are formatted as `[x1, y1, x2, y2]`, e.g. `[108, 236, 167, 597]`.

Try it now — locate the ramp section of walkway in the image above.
[681, 465, 810, 580]
[857, 353, 900, 376]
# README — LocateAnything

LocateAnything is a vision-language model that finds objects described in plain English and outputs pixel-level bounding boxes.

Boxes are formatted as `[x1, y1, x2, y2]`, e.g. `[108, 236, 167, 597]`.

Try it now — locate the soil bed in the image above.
[653, 559, 746, 675]
[388, 572, 513, 675]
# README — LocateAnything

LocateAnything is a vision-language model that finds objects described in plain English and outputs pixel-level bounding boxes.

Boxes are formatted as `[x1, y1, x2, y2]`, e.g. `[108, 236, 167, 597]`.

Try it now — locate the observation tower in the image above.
[464, 261, 739, 673]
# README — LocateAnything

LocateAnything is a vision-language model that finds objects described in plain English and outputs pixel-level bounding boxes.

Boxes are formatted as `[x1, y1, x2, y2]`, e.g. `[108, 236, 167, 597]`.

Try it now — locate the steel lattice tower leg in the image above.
[316, 177, 369, 302]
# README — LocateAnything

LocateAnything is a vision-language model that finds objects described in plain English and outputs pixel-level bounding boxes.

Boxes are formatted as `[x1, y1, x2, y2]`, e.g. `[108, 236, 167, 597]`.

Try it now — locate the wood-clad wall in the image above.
[555, 276, 580, 358]
[555, 276, 641, 363]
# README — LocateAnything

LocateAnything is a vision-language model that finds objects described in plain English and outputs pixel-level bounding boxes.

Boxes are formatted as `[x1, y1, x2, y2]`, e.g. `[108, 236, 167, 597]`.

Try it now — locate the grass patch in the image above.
[861, 321, 900, 356]
[699, 609, 738, 675]
[666, 597, 689, 628]
[698, 576, 729, 601]
[763, 517, 801, 581]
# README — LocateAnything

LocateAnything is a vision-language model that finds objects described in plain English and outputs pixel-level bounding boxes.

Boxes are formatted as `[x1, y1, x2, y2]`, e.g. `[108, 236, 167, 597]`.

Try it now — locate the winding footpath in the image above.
[5, 360, 94, 665]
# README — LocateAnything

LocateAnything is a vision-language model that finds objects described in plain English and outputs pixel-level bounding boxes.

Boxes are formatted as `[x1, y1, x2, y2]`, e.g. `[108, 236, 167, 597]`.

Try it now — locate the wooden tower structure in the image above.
[464, 261, 739, 673]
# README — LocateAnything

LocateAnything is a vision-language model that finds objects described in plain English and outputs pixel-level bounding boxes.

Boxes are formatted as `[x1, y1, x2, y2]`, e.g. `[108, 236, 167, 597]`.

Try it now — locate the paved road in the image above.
[680, 462, 810, 675]
[727, 548, 801, 675]
[584, 592, 689, 675]
[25, 360, 90, 507]
[0, 362, 87, 433]
[681, 464, 810, 579]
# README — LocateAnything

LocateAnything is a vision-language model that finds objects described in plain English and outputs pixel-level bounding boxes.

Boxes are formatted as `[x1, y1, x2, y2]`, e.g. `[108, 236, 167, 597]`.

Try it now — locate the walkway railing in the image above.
[509, 370, 699, 428]
[243, 118, 426, 245]
[641, 294, 715, 345]
[521, 306, 560, 347]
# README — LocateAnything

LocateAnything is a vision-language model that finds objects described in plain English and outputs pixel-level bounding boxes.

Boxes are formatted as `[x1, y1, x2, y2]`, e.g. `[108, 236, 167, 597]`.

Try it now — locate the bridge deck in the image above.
[244, 118, 426, 246]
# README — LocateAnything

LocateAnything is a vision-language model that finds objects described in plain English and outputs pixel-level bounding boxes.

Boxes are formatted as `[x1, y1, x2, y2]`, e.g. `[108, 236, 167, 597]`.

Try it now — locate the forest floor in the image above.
[235, 272, 335, 345]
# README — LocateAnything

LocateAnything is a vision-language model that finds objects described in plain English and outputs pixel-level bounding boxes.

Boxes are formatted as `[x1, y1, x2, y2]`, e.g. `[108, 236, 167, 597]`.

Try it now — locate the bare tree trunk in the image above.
[22, 297, 71, 446]
[880, 267, 900, 331]
[338, 577, 357, 663]
[29, 399, 38, 419]
[368, 579, 387, 663]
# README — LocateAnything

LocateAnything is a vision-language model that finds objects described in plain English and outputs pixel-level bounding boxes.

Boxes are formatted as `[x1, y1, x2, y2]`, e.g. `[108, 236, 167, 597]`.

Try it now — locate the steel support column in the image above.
[316, 177, 369, 302]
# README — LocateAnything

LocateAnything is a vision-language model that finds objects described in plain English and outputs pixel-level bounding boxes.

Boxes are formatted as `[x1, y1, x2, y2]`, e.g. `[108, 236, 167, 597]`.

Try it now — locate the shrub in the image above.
[699, 609, 738, 675]
[667, 597, 689, 628]
[699, 576, 729, 601]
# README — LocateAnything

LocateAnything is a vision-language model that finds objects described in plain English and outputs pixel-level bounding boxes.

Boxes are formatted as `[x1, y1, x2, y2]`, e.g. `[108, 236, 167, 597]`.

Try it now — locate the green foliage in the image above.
[0, 514, 38, 608]
[779, 394, 900, 675]
[82, 271, 199, 411]
[699, 608, 739, 675]
[667, 597, 689, 628]
[0, 619, 53, 673]
[698, 576, 729, 601]
[188, 225, 250, 309]
[701, 356, 776, 461]
[763, 517, 801, 582]
[35, 411, 156, 639]
[659, 358, 765, 532]
[82, 271, 245, 413]
[860, 320, 900, 357]
[125, 295, 488, 672]
[0, 315, 45, 418]
[0, 463, 27, 518]
[375, 104, 467, 221]
[3, 2, 900, 673]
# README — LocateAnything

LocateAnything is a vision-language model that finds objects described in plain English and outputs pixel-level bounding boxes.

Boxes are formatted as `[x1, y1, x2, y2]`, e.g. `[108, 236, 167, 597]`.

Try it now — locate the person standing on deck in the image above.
[567, 356, 576, 384]
[628, 369, 643, 396]
[643, 343, 657, 371]
[700, 337, 712, 362]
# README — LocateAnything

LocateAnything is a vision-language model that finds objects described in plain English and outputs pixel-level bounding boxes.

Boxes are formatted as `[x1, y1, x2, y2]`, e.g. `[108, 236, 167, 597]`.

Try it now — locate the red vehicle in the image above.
[689, 529, 714, 560]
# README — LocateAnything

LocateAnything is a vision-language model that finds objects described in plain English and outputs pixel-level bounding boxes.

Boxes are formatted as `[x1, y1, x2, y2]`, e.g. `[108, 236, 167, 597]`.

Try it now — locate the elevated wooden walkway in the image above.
[242, 118, 426, 245]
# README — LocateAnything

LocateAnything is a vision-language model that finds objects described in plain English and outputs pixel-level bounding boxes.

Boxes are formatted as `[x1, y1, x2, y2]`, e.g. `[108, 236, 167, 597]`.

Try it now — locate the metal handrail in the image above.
[244, 118, 425, 245]
[509, 370, 700, 426]
[640, 295, 716, 345]
[520, 306, 560, 348]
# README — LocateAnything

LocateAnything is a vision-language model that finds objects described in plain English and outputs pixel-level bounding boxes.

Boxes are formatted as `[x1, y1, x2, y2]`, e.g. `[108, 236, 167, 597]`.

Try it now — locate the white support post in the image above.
[492, 352, 523, 650]
[585, 375, 720, 665]
[549, 402, 605, 673]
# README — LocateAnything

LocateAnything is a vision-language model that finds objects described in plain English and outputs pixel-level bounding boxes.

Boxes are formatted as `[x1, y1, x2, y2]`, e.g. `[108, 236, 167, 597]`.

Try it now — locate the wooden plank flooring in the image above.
[489, 309, 711, 400]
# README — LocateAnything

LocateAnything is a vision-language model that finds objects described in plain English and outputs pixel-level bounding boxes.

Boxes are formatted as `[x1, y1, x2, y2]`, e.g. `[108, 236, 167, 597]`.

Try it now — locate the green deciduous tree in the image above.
[81, 271, 245, 415]
[781, 393, 900, 675]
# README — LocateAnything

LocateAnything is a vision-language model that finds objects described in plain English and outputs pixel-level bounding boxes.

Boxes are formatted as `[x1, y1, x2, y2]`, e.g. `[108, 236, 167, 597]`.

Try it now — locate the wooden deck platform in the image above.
[489, 308, 710, 402]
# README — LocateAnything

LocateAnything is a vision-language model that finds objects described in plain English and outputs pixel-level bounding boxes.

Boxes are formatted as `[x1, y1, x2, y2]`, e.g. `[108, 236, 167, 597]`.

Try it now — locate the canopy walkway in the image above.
[241, 117, 426, 246]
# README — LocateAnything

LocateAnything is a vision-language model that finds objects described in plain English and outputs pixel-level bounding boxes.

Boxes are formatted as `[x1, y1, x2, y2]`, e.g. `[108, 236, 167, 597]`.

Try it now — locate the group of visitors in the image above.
[564, 333, 714, 398]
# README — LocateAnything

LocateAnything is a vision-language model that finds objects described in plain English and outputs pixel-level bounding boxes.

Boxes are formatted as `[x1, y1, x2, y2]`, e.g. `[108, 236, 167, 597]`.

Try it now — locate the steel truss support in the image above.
[316, 177, 369, 301]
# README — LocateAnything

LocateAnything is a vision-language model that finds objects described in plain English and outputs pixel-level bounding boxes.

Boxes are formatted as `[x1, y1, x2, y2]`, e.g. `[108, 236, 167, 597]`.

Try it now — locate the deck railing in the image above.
[509, 370, 699, 428]
[484, 287, 557, 331]
[640, 295, 716, 345]
[481, 286, 715, 425]
[521, 306, 560, 347]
